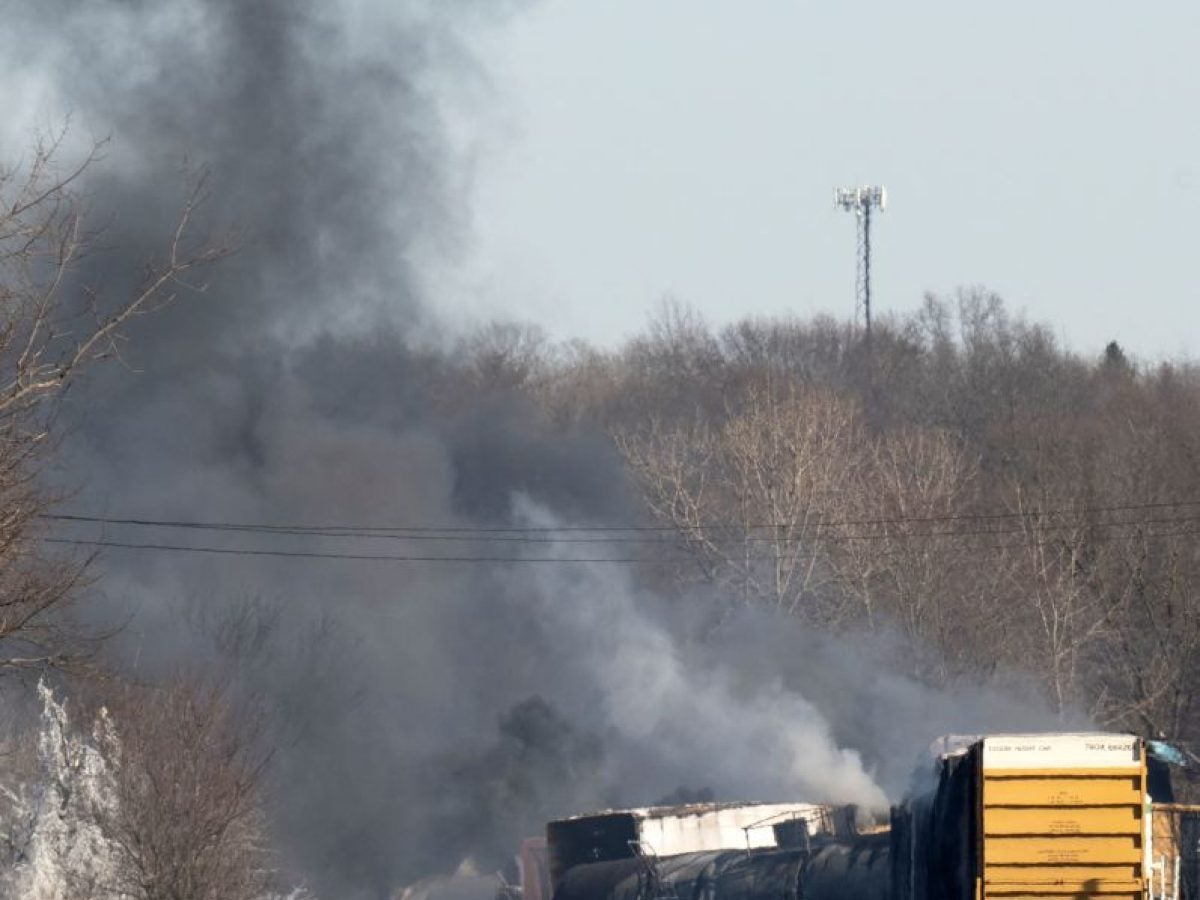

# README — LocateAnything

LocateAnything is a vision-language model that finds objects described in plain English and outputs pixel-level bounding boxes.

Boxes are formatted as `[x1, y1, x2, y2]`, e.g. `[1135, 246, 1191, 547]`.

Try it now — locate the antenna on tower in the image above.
[834, 185, 887, 336]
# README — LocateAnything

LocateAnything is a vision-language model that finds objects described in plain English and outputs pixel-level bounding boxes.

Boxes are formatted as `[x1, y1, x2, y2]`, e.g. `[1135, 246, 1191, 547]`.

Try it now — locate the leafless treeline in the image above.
[454, 297, 1200, 746]
[0, 135, 1198, 895]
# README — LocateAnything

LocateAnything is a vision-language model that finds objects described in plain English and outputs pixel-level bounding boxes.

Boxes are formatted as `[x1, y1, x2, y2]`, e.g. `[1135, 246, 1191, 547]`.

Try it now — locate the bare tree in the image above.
[457, 321, 551, 393]
[1087, 528, 1200, 738]
[1076, 368, 1200, 737]
[826, 427, 999, 680]
[90, 679, 274, 900]
[998, 492, 1114, 716]
[10, 678, 277, 900]
[617, 380, 864, 619]
[0, 129, 228, 674]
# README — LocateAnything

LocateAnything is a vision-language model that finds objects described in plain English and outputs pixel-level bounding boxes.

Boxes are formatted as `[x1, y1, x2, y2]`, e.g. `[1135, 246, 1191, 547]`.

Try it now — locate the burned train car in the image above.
[555, 848, 809, 900]
[546, 802, 887, 900]
[546, 802, 855, 884]
[802, 832, 891, 900]
[539, 733, 1199, 900]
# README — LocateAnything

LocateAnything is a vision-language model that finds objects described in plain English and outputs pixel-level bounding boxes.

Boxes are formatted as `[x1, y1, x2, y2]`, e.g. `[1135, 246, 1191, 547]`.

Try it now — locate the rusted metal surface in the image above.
[520, 837, 552, 900]
[1149, 803, 1200, 900]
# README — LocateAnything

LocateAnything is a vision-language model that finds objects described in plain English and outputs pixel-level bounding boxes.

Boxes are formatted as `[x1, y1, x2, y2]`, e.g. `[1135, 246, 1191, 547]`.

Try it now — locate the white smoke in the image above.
[504, 497, 888, 811]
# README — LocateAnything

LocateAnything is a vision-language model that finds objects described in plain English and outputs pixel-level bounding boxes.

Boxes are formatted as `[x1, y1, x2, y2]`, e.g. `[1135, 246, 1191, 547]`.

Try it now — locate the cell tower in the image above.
[834, 185, 887, 335]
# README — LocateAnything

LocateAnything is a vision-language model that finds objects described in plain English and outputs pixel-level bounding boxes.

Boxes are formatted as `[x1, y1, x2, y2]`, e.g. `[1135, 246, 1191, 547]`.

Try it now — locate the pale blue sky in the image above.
[437, 1, 1200, 360]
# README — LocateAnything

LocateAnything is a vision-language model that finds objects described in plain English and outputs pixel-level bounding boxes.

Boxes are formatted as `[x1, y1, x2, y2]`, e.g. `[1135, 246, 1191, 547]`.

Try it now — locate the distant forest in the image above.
[4, 256, 1199, 895]
[458, 291, 1200, 743]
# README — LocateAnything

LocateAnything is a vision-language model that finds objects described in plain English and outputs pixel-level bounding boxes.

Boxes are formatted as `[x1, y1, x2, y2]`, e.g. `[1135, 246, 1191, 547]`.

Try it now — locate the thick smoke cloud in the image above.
[0, 4, 1071, 898]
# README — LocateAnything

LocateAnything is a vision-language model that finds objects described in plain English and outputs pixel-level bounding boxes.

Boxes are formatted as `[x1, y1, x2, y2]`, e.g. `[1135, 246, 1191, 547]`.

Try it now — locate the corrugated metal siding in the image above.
[980, 738, 1147, 900]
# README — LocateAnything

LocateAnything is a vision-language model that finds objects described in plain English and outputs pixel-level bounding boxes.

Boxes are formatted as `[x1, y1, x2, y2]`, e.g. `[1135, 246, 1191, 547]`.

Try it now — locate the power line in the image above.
[43, 519, 1200, 565]
[46, 512, 1200, 545]
[39, 498, 1200, 539]
[43, 537, 672, 564]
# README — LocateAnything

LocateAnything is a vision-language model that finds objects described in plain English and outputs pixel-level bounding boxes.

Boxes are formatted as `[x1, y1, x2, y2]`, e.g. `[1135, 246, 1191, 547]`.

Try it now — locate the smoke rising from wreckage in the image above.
[0, 2, 1196, 900]
[529, 735, 1198, 900]
[0, 3, 911, 894]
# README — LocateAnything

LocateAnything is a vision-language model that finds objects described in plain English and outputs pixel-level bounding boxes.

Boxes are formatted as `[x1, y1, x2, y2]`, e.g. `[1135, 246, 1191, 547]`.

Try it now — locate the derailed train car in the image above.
[540, 733, 1200, 900]
[551, 840, 891, 900]
[555, 849, 809, 900]
[545, 802, 888, 900]
[802, 833, 890, 900]
[892, 733, 1188, 900]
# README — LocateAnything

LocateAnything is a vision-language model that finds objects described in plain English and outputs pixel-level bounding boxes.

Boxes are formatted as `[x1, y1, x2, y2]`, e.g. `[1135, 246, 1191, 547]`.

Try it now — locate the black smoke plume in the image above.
[0, 4, 1069, 898]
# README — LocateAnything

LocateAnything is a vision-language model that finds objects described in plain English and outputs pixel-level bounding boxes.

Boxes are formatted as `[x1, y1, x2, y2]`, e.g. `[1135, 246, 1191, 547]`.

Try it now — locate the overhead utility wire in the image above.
[42, 512, 1200, 545]
[40, 498, 1200, 539]
[42, 508, 1200, 545]
[43, 521, 1200, 565]
[43, 538, 672, 564]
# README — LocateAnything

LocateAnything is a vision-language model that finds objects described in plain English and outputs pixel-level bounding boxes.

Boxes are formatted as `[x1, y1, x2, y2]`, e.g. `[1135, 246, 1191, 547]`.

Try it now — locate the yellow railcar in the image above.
[893, 734, 1188, 900]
